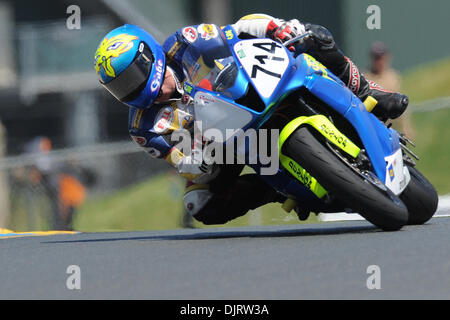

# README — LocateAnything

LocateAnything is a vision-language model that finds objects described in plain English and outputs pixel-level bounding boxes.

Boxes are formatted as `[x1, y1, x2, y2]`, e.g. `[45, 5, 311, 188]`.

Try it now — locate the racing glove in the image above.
[266, 19, 306, 51]
[171, 134, 220, 184]
[177, 160, 218, 184]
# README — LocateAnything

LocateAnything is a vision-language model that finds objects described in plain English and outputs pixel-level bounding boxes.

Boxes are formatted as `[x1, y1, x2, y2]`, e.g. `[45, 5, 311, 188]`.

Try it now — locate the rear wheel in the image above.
[400, 166, 438, 225]
[284, 126, 409, 231]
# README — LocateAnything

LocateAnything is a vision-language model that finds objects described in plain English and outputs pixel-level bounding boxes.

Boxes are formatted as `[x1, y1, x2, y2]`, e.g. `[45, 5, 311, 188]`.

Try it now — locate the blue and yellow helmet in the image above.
[94, 24, 166, 109]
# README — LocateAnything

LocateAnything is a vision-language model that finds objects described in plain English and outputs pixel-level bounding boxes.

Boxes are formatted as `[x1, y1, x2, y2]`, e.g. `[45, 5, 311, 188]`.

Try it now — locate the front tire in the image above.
[400, 166, 438, 225]
[284, 126, 409, 231]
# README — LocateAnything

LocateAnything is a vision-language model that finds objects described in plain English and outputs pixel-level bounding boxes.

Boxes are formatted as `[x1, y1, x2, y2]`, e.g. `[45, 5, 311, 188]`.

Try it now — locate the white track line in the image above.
[318, 195, 450, 222]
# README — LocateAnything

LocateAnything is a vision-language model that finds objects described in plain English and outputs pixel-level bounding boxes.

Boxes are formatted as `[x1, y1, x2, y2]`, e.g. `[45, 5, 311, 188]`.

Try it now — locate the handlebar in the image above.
[283, 30, 313, 48]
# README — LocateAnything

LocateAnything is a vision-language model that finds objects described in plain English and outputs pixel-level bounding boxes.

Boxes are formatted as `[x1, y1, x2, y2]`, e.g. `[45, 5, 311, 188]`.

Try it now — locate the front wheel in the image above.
[400, 166, 438, 225]
[283, 126, 409, 231]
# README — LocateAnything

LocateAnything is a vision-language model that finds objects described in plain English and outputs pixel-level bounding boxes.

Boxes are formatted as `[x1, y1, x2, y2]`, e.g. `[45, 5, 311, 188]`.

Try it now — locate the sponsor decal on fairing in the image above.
[182, 27, 198, 43]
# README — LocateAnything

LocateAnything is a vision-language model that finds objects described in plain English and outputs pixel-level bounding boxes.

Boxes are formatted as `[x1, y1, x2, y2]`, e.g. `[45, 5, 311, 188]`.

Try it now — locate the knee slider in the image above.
[183, 185, 213, 217]
[187, 197, 232, 225]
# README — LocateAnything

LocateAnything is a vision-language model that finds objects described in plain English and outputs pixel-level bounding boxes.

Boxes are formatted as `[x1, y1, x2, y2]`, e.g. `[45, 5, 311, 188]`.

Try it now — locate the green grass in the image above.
[7, 194, 54, 232]
[401, 56, 450, 194]
[73, 171, 317, 232]
[403, 57, 450, 103]
[410, 109, 450, 194]
[72, 56, 450, 232]
[74, 174, 185, 232]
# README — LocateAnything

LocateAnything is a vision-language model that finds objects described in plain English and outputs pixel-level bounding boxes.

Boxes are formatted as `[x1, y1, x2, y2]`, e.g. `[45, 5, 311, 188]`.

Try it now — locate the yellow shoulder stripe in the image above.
[239, 14, 272, 21]
[132, 109, 144, 129]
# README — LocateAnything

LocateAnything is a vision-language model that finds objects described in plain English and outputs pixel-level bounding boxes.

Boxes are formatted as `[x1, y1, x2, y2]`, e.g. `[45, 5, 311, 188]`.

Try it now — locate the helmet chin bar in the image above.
[155, 67, 180, 103]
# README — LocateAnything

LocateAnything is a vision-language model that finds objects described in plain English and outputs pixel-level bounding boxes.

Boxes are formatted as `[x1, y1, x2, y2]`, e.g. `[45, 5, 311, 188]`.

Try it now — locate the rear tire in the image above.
[400, 166, 438, 225]
[284, 126, 409, 231]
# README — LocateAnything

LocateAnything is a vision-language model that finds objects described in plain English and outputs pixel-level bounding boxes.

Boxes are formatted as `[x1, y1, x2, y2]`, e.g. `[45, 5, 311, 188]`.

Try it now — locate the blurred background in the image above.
[0, 0, 449, 232]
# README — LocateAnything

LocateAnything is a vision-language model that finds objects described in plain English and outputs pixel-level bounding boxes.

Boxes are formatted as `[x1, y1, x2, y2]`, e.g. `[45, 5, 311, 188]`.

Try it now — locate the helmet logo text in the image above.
[151, 59, 164, 93]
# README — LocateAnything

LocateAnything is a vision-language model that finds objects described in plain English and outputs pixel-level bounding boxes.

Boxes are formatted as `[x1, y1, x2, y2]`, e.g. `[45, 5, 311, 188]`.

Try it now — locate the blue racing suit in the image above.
[128, 15, 291, 174]
[128, 14, 296, 224]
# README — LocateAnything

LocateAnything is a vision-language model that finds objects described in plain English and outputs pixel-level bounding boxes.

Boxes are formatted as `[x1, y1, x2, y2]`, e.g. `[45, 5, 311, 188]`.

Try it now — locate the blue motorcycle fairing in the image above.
[188, 25, 404, 201]
[219, 26, 401, 184]
[304, 73, 400, 181]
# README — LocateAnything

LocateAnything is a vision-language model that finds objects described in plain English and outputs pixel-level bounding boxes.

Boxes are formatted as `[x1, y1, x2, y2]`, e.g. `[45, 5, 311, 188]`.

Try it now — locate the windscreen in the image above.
[181, 34, 238, 93]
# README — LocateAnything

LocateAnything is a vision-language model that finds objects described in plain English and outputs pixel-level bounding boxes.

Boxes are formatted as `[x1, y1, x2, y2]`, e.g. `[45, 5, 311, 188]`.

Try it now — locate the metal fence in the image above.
[0, 140, 171, 231]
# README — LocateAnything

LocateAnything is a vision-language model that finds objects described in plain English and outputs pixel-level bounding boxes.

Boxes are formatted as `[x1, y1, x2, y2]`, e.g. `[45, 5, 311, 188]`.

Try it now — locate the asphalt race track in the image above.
[1, 217, 450, 300]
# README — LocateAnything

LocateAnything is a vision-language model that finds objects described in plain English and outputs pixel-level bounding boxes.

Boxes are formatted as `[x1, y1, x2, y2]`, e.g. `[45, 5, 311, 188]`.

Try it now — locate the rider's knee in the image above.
[184, 188, 236, 225]
[192, 208, 229, 225]
[184, 185, 212, 214]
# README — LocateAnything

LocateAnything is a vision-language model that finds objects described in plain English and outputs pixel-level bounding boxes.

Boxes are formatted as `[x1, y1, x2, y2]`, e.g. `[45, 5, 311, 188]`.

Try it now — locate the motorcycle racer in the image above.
[94, 14, 410, 224]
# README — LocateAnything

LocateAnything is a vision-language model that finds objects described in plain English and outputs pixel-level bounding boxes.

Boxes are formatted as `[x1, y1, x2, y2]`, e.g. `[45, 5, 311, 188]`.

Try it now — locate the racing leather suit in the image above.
[129, 14, 408, 224]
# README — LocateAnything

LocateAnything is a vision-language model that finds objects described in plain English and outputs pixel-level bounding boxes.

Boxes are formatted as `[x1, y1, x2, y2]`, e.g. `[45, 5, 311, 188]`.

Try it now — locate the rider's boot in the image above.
[339, 57, 409, 121]
[304, 24, 409, 121]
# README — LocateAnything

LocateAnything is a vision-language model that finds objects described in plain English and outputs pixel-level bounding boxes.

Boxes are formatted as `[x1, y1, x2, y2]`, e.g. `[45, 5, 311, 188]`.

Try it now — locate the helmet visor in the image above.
[102, 42, 153, 102]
